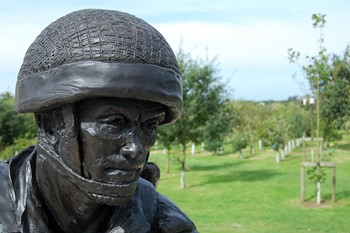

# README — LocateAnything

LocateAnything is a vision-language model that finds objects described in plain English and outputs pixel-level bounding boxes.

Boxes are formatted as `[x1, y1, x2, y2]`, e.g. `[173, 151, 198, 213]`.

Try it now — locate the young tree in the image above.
[158, 49, 232, 188]
[231, 132, 248, 159]
[203, 102, 235, 155]
[288, 14, 350, 145]
[156, 123, 177, 174]
[267, 114, 290, 162]
[288, 13, 350, 205]
[232, 101, 268, 156]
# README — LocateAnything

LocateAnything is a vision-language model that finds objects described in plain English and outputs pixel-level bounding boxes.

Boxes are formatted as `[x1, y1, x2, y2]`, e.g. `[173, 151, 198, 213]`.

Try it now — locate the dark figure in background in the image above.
[141, 162, 161, 188]
[0, 9, 198, 233]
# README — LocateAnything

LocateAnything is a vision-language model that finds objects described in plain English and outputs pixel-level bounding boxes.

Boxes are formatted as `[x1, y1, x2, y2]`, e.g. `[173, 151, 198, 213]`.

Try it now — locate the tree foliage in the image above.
[288, 13, 350, 143]
[231, 101, 270, 155]
[203, 103, 235, 154]
[0, 92, 36, 151]
[0, 138, 37, 160]
[321, 52, 350, 130]
[231, 132, 248, 158]
[231, 100, 309, 152]
[157, 49, 233, 187]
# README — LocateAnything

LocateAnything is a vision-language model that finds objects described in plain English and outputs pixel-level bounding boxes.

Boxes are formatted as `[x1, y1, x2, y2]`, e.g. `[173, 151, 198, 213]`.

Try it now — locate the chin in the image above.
[88, 192, 133, 206]
[85, 179, 138, 206]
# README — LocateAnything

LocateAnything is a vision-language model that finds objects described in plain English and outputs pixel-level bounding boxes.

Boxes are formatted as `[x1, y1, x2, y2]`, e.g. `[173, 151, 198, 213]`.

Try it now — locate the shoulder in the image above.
[0, 146, 35, 232]
[137, 179, 198, 233]
[155, 193, 198, 233]
[0, 147, 34, 211]
[136, 178, 158, 222]
[107, 178, 157, 232]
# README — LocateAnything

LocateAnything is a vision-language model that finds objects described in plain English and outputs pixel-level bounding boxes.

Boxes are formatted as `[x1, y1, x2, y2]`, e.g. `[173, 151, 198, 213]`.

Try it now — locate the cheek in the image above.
[80, 122, 157, 158]
[79, 123, 124, 160]
[139, 131, 157, 150]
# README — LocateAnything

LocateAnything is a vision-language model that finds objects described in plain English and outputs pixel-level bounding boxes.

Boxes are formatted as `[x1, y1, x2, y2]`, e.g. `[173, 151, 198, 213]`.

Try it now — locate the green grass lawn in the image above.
[149, 137, 350, 233]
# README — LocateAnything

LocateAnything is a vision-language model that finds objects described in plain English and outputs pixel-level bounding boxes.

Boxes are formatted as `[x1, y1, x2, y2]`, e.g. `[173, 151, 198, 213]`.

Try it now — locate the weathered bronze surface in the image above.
[0, 9, 197, 233]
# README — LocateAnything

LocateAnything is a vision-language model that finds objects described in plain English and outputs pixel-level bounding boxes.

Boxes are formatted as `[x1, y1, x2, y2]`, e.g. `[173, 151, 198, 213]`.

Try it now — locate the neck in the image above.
[35, 153, 112, 233]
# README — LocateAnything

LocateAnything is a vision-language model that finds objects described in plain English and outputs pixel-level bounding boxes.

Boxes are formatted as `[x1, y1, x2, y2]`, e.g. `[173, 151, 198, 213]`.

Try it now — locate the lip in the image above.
[103, 167, 141, 184]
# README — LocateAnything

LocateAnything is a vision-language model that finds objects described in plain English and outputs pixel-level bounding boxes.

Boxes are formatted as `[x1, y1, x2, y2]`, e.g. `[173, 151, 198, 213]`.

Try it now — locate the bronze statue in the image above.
[0, 9, 198, 233]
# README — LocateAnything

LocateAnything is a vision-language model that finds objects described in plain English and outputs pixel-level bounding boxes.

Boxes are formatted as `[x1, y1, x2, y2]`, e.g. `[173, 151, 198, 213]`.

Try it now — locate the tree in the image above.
[0, 92, 36, 152]
[321, 50, 350, 141]
[230, 99, 308, 160]
[231, 132, 248, 159]
[267, 113, 290, 162]
[203, 102, 235, 155]
[231, 101, 270, 156]
[288, 14, 350, 146]
[156, 123, 177, 174]
[157, 49, 232, 188]
[288, 13, 350, 205]
[0, 138, 37, 160]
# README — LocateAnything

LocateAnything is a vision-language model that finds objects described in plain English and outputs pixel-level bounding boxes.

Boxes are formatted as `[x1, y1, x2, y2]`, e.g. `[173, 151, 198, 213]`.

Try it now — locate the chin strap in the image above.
[36, 144, 137, 204]
[35, 104, 143, 206]
[60, 104, 83, 176]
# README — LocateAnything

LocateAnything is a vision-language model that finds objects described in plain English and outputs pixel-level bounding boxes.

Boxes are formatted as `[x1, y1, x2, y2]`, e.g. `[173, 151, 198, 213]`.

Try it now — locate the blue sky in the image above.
[1, 0, 349, 100]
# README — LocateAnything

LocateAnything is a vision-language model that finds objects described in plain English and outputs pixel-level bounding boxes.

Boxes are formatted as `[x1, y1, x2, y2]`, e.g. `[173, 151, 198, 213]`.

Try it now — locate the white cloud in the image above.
[153, 15, 350, 100]
[1, 0, 350, 100]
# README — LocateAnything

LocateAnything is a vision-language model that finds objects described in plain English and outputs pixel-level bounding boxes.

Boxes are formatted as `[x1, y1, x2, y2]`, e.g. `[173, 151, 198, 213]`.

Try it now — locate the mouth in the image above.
[103, 167, 142, 184]
[86, 178, 138, 206]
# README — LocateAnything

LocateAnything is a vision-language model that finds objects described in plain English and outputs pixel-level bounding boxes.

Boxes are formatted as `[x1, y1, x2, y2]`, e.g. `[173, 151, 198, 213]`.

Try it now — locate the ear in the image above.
[35, 105, 82, 176]
[35, 111, 61, 151]
[60, 104, 82, 175]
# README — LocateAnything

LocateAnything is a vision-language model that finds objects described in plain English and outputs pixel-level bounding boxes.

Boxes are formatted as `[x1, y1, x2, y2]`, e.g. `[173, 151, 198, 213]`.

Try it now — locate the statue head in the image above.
[15, 9, 182, 206]
[16, 9, 181, 123]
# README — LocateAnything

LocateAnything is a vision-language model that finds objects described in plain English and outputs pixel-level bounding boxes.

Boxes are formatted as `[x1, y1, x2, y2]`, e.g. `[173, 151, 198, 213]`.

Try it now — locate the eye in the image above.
[142, 118, 160, 133]
[100, 115, 125, 125]
[99, 115, 125, 133]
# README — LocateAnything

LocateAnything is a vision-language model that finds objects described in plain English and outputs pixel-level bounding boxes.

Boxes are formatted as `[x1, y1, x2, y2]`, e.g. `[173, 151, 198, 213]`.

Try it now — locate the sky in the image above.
[0, 0, 349, 101]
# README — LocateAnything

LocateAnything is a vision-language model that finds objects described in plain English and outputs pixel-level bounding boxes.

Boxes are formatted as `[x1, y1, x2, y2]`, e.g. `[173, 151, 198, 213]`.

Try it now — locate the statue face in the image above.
[76, 98, 165, 204]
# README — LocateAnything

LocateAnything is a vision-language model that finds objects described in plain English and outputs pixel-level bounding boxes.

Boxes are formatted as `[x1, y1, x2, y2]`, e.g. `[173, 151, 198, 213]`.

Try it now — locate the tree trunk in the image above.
[239, 150, 243, 159]
[249, 143, 253, 156]
[166, 147, 170, 174]
[316, 165, 321, 204]
[276, 150, 280, 163]
[317, 181, 321, 204]
[180, 144, 186, 189]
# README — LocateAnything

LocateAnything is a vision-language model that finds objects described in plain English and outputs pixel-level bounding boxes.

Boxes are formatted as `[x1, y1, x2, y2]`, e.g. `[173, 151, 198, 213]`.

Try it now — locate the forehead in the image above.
[77, 98, 166, 120]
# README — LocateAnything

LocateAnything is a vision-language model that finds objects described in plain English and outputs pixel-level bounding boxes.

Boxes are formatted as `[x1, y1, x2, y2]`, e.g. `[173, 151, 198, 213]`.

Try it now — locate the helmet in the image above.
[18, 9, 182, 206]
[15, 9, 182, 124]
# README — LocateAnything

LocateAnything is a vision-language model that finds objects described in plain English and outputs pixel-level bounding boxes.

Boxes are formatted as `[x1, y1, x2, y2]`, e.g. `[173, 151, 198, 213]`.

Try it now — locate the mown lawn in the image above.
[149, 136, 350, 233]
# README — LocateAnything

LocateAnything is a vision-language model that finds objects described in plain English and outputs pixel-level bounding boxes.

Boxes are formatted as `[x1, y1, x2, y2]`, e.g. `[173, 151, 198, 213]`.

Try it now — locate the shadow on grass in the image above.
[190, 169, 282, 188]
[302, 190, 350, 203]
[190, 160, 248, 172]
[336, 142, 350, 151]
[282, 155, 301, 162]
[336, 190, 350, 200]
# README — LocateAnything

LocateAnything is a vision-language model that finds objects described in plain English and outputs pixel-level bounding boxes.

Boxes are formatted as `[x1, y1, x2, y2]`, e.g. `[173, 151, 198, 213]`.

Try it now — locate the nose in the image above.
[119, 123, 147, 160]
[120, 142, 144, 159]
[120, 130, 145, 159]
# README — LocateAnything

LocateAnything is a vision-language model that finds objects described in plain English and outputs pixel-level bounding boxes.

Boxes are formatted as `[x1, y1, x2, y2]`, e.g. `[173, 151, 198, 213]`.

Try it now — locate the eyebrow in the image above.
[92, 105, 140, 121]
[140, 111, 166, 122]
[91, 105, 166, 123]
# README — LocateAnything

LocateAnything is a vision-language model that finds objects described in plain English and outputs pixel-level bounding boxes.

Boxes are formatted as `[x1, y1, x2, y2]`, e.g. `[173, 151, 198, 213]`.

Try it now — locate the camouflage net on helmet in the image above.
[18, 9, 179, 80]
